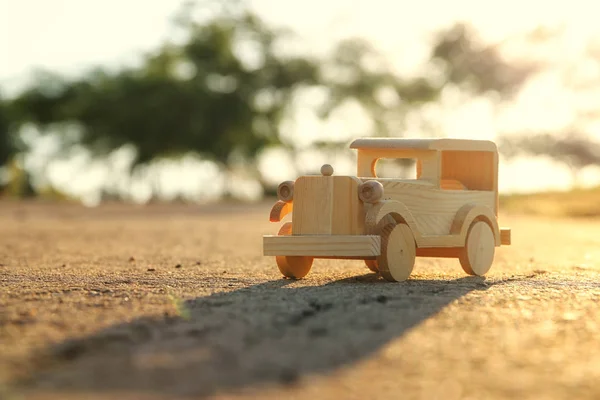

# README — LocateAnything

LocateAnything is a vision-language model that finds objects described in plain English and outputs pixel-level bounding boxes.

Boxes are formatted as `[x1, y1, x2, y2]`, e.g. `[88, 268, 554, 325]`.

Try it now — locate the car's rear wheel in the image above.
[275, 222, 314, 279]
[459, 220, 495, 276]
[364, 259, 379, 272]
[377, 221, 416, 282]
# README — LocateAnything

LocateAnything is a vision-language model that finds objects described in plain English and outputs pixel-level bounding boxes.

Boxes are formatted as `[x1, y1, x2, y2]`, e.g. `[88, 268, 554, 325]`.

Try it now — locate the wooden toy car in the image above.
[263, 138, 511, 281]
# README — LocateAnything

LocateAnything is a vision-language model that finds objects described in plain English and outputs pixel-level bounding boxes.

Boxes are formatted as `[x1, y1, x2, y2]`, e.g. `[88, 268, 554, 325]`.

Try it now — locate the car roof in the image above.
[349, 137, 497, 152]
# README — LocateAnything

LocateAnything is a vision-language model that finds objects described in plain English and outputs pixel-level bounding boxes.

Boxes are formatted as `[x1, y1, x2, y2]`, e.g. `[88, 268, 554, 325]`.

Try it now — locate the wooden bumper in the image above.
[263, 235, 381, 258]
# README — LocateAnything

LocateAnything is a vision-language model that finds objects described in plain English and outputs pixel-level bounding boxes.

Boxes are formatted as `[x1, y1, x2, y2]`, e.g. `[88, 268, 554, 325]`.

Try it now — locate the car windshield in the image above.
[373, 158, 417, 179]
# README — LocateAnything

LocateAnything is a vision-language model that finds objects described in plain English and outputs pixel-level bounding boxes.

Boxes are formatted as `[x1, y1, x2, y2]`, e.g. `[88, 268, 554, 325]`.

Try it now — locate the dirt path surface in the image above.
[1, 200, 599, 400]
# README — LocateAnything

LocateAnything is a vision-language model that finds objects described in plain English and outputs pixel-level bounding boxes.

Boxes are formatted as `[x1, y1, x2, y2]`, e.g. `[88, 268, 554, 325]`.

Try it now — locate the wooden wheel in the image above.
[364, 259, 379, 272]
[377, 222, 416, 282]
[459, 220, 495, 276]
[275, 223, 314, 279]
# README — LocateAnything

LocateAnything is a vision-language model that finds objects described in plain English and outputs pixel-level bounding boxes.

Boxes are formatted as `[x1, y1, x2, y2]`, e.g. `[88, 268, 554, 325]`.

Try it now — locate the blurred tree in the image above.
[313, 23, 538, 173]
[499, 132, 600, 187]
[0, 96, 31, 196]
[3, 157, 36, 198]
[4, 2, 538, 199]
[0, 99, 12, 167]
[431, 24, 537, 98]
[498, 28, 600, 188]
[8, 2, 320, 197]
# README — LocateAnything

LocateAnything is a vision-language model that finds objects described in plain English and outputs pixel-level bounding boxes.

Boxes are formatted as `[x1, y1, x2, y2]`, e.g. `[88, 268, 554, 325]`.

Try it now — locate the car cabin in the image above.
[350, 138, 499, 216]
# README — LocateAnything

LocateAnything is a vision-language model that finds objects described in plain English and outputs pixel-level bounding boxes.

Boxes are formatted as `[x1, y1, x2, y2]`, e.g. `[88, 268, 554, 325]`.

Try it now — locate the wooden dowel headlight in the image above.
[358, 180, 384, 203]
[277, 181, 294, 202]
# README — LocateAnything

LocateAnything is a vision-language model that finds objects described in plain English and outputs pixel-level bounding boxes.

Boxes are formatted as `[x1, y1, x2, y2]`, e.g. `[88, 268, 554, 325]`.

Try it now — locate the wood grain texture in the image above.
[500, 228, 511, 245]
[276, 255, 313, 279]
[358, 180, 384, 203]
[353, 140, 503, 246]
[331, 176, 365, 235]
[364, 200, 416, 238]
[377, 222, 416, 282]
[459, 221, 496, 276]
[263, 235, 381, 257]
[365, 199, 505, 249]
[292, 176, 334, 235]
[440, 151, 496, 191]
[269, 201, 293, 222]
[416, 247, 462, 258]
[350, 137, 498, 152]
[378, 182, 496, 237]
[440, 150, 499, 215]
[291, 176, 365, 236]
[440, 179, 467, 190]
[450, 204, 501, 246]
[277, 181, 295, 202]
[274, 222, 313, 279]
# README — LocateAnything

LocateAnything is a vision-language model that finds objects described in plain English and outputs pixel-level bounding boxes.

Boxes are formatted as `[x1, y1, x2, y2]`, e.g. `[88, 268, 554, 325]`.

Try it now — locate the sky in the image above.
[2, 0, 594, 86]
[1, 0, 600, 203]
[0, 0, 178, 92]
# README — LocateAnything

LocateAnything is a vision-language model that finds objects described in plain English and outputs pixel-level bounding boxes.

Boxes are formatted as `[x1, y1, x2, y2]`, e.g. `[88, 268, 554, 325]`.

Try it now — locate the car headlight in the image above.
[358, 180, 384, 203]
[277, 180, 294, 202]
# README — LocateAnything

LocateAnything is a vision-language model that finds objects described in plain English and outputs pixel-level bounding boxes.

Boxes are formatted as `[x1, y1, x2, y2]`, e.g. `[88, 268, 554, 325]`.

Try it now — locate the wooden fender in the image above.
[366, 201, 500, 249]
[450, 204, 500, 246]
[365, 200, 421, 241]
[270, 200, 293, 222]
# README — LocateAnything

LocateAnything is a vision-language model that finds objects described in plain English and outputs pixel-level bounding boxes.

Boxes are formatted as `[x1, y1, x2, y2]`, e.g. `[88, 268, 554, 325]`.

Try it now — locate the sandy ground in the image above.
[1, 199, 599, 400]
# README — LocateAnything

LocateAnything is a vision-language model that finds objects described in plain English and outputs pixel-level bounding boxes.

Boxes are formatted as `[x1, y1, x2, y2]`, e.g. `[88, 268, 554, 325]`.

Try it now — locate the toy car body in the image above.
[263, 137, 511, 281]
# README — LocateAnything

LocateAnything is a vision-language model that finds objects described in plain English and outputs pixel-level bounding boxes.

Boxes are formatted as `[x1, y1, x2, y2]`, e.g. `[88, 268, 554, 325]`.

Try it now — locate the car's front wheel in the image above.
[377, 221, 416, 282]
[274, 222, 314, 279]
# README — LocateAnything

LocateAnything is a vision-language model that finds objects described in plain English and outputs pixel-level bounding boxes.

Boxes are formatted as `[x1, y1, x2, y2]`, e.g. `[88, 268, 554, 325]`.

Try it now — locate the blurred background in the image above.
[1, 0, 600, 215]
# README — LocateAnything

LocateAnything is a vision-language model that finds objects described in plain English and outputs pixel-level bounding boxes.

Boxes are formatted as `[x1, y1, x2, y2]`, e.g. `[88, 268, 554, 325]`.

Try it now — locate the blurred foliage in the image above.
[497, 27, 600, 184]
[1, 0, 539, 199]
[35, 185, 74, 201]
[431, 24, 538, 97]
[3, 158, 35, 198]
[499, 132, 600, 185]
[10, 13, 319, 168]
[318, 38, 440, 132]
[0, 97, 15, 166]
